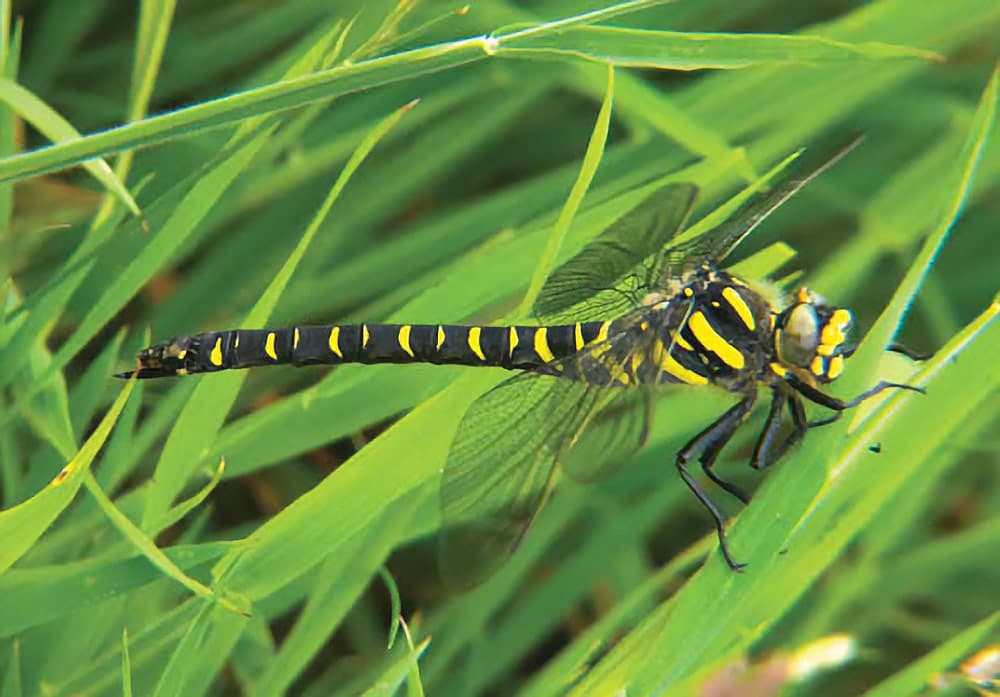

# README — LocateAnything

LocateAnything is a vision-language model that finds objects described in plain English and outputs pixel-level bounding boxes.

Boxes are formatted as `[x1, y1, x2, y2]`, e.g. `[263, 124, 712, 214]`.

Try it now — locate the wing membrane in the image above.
[535, 182, 697, 322]
[438, 307, 661, 588]
[665, 137, 863, 271]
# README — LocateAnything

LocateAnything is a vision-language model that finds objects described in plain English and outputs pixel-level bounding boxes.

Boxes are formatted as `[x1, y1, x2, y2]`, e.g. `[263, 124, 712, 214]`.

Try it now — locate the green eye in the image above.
[778, 304, 820, 367]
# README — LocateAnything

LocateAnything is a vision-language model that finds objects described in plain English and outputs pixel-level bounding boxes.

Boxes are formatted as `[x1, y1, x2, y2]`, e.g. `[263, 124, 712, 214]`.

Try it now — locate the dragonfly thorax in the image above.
[773, 287, 853, 383]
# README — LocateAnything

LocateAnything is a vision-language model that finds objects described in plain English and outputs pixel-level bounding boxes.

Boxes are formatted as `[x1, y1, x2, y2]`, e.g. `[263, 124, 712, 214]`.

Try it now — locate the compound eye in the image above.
[778, 303, 820, 367]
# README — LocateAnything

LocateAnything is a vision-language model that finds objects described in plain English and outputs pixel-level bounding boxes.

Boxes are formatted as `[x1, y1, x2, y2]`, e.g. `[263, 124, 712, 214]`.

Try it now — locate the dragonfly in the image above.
[118, 138, 922, 587]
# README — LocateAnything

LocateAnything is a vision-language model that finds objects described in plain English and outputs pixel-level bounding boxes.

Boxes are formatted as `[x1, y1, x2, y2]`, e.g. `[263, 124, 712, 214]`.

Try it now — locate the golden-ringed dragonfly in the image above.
[118, 139, 922, 586]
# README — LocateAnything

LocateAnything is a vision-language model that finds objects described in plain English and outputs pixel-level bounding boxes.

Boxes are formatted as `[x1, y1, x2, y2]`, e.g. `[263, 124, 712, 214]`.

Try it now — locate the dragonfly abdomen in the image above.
[124, 321, 614, 378]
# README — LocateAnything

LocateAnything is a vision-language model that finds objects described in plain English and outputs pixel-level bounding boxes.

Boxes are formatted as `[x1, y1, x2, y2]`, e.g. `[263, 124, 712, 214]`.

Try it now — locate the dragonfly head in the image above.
[774, 287, 853, 383]
[115, 336, 200, 378]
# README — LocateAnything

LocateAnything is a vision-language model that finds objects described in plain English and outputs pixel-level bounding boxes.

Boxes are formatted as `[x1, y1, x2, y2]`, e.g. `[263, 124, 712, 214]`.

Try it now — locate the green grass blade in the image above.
[0, 378, 133, 574]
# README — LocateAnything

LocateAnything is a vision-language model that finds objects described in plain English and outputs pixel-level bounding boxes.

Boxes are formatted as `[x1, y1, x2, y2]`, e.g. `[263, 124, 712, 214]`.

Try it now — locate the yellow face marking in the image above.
[770, 361, 787, 378]
[810, 355, 825, 376]
[362, 324, 370, 348]
[210, 337, 224, 366]
[797, 287, 811, 304]
[654, 340, 708, 385]
[574, 323, 585, 351]
[265, 332, 278, 361]
[534, 328, 555, 363]
[817, 343, 835, 356]
[436, 325, 445, 350]
[688, 311, 745, 370]
[293, 328, 300, 350]
[722, 286, 755, 331]
[467, 326, 486, 361]
[508, 326, 519, 357]
[832, 309, 852, 327]
[827, 354, 844, 380]
[398, 325, 414, 358]
[328, 326, 343, 358]
[596, 321, 611, 343]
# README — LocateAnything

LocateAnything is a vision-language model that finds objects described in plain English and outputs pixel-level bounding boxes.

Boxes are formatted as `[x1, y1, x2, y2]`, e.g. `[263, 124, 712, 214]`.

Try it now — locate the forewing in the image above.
[664, 136, 863, 271]
[438, 372, 603, 588]
[535, 182, 698, 322]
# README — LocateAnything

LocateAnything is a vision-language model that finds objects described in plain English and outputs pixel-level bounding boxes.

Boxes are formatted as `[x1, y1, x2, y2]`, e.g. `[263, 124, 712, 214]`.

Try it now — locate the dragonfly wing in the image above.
[438, 372, 604, 588]
[665, 136, 863, 270]
[535, 182, 698, 322]
[559, 387, 652, 482]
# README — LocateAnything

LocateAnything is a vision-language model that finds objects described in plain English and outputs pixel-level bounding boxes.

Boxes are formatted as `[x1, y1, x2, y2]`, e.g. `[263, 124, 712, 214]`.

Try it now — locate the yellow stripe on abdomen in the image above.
[210, 337, 224, 367]
[265, 332, 278, 361]
[534, 328, 554, 362]
[468, 326, 486, 361]
[398, 325, 414, 358]
[688, 311, 745, 370]
[328, 326, 343, 358]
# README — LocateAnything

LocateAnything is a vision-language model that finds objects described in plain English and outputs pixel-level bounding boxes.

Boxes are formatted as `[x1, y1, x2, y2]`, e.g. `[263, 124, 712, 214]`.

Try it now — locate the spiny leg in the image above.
[675, 394, 756, 570]
[785, 375, 925, 428]
[697, 395, 757, 505]
[753, 390, 807, 469]
[751, 387, 788, 470]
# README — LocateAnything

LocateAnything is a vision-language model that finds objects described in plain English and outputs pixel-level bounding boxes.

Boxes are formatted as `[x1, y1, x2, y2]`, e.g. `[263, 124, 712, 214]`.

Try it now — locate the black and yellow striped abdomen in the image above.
[128, 321, 615, 378]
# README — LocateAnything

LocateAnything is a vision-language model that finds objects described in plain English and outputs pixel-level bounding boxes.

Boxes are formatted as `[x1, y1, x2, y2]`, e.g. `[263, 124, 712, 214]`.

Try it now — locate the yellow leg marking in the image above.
[398, 325, 414, 358]
[688, 311, 745, 370]
[595, 321, 611, 343]
[265, 332, 278, 361]
[210, 337, 224, 367]
[362, 324, 370, 349]
[534, 328, 554, 363]
[654, 340, 708, 385]
[293, 328, 300, 350]
[328, 326, 343, 358]
[722, 286, 755, 331]
[467, 326, 486, 361]
[436, 325, 445, 350]
[508, 326, 519, 357]
[574, 323, 584, 351]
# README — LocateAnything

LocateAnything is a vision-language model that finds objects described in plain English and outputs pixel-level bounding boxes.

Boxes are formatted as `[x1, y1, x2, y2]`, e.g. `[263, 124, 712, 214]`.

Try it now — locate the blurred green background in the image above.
[0, 1, 997, 696]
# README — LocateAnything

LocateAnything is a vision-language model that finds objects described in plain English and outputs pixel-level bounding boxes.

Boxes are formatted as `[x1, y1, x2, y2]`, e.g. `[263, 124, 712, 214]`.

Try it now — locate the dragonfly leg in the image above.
[698, 399, 756, 504]
[786, 376, 925, 428]
[675, 394, 756, 570]
[751, 388, 808, 470]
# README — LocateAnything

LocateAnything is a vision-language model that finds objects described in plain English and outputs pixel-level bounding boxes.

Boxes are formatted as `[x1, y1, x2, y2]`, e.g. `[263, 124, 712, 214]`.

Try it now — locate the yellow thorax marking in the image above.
[398, 325, 414, 358]
[674, 332, 694, 351]
[436, 325, 445, 350]
[654, 339, 708, 385]
[722, 286, 755, 330]
[769, 361, 787, 378]
[361, 324, 370, 348]
[508, 326, 519, 357]
[210, 337, 224, 366]
[265, 332, 278, 361]
[468, 326, 486, 361]
[689, 311, 745, 369]
[534, 328, 554, 362]
[328, 326, 343, 358]
[574, 323, 585, 351]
